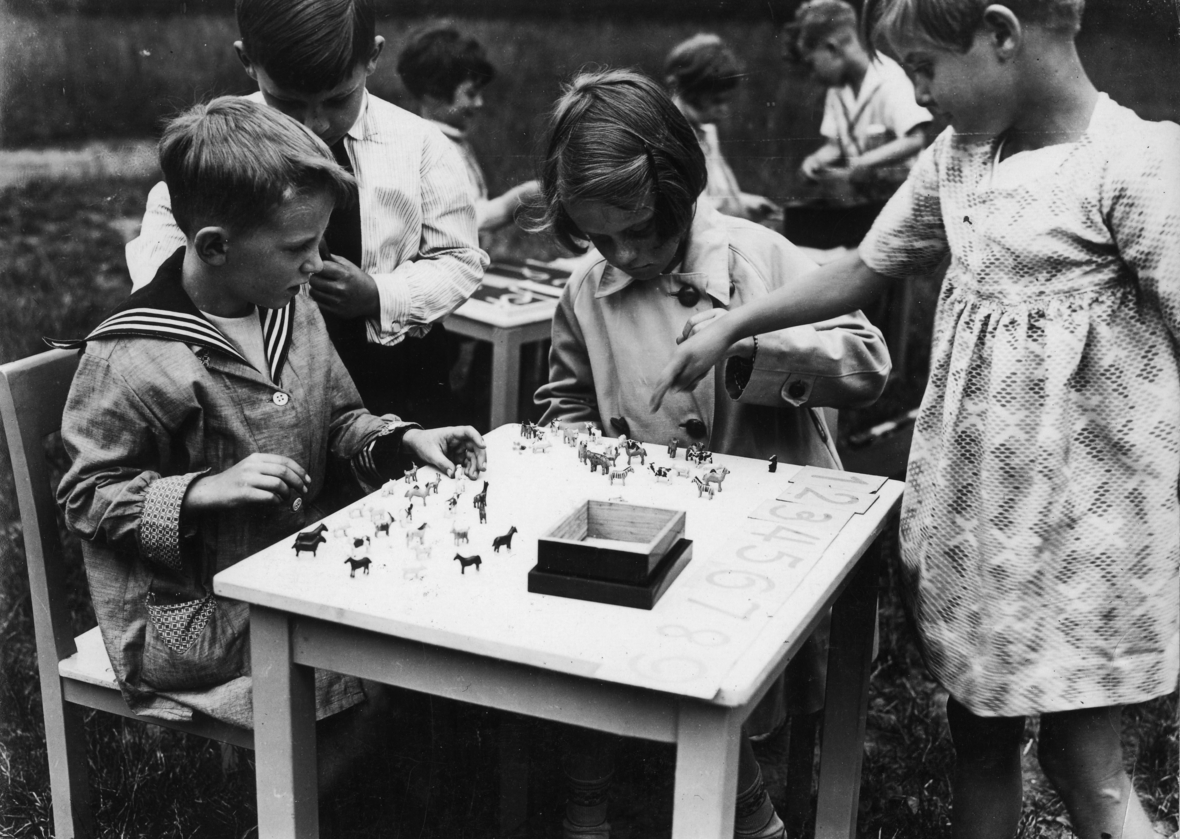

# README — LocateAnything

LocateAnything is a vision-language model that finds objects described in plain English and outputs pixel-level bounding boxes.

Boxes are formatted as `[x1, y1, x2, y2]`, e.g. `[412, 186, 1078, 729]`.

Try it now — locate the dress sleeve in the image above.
[371, 131, 488, 344]
[57, 351, 203, 572]
[534, 283, 599, 428]
[1106, 119, 1180, 339]
[125, 182, 187, 292]
[859, 129, 950, 278]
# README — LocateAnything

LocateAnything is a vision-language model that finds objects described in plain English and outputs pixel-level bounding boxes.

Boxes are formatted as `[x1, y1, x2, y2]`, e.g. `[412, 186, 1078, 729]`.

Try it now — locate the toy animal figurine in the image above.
[425, 473, 442, 495]
[609, 465, 634, 486]
[406, 523, 429, 546]
[520, 420, 538, 439]
[452, 522, 470, 546]
[446, 494, 460, 514]
[404, 503, 414, 522]
[692, 476, 716, 499]
[673, 464, 693, 480]
[381, 480, 399, 497]
[577, 439, 589, 464]
[703, 465, 730, 492]
[623, 439, 646, 466]
[649, 463, 672, 484]
[563, 426, 579, 446]
[344, 557, 372, 578]
[667, 437, 679, 459]
[473, 481, 489, 524]
[293, 524, 328, 556]
[370, 509, 394, 537]
[586, 450, 613, 474]
[412, 545, 432, 563]
[768, 455, 777, 473]
[697, 448, 713, 465]
[492, 526, 518, 553]
[405, 484, 431, 504]
[512, 440, 528, 453]
[532, 437, 552, 453]
[404, 465, 419, 484]
[454, 553, 482, 574]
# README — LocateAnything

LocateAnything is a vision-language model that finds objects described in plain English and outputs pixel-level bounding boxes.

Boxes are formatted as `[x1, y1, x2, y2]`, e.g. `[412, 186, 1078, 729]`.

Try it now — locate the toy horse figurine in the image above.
[454, 553, 482, 574]
[404, 465, 419, 484]
[425, 473, 443, 495]
[609, 465, 634, 486]
[692, 476, 715, 499]
[344, 557, 372, 578]
[452, 522, 470, 545]
[492, 526, 518, 553]
[473, 481, 489, 524]
[406, 523, 429, 546]
[293, 523, 328, 556]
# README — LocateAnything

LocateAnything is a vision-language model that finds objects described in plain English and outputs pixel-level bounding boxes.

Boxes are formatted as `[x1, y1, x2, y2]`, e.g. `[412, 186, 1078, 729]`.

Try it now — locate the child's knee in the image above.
[946, 696, 1024, 766]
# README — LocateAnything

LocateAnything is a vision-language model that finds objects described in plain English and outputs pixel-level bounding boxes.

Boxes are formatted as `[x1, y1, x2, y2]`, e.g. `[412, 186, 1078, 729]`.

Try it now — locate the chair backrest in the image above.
[0, 349, 83, 666]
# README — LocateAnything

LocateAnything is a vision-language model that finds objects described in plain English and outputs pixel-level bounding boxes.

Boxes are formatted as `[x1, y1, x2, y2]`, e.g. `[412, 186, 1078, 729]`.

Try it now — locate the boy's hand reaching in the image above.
[403, 427, 488, 480]
[183, 453, 311, 513]
[310, 255, 380, 319]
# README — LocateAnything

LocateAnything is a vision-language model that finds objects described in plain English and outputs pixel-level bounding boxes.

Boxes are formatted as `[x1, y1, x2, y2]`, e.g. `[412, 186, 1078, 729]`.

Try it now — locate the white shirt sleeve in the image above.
[125, 181, 186, 290]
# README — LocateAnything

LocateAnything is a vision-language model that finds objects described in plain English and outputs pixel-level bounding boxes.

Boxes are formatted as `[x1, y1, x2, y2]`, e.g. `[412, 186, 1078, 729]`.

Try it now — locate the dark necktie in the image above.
[321, 138, 365, 355]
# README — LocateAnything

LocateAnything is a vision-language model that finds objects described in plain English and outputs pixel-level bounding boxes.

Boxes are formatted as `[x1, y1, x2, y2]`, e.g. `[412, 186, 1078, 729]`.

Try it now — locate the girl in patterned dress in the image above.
[653, 1, 1180, 836]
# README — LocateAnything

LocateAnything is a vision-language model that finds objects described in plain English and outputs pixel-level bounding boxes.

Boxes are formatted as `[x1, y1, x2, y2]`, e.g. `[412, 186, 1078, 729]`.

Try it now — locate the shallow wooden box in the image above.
[535, 500, 686, 584]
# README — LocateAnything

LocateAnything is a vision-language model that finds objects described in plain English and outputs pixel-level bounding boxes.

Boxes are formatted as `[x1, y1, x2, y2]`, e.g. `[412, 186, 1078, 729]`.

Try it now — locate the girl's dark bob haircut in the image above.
[863, 0, 1084, 53]
[531, 68, 707, 255]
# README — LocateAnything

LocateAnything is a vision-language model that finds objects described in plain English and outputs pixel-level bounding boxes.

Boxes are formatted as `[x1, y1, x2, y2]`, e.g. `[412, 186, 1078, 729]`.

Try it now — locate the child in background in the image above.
[664, 33, 779, 222]
[533, 69, 890, 839]
[397, 22, 541, 234]
[56, 97, 486, 784]
[787, 0, 931, 209]
[656, 0, 1180, 835]
[125, 0, 487, 426]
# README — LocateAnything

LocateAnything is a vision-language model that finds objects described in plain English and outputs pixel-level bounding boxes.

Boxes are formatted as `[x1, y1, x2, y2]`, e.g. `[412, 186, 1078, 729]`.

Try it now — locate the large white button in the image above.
[272, 392, 290, 406]
[290, 496, 303, 512]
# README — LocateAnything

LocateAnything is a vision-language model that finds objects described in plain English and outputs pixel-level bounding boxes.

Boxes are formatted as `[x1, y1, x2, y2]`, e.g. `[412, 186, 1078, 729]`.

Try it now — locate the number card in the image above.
[775, 483, 878, 514]
[789, 465, 887, 493]
[746, 503, 853, 536]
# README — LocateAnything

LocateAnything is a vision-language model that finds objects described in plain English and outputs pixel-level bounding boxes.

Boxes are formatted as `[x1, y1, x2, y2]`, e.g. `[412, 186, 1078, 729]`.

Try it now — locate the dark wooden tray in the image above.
[527, 538, 693, 610]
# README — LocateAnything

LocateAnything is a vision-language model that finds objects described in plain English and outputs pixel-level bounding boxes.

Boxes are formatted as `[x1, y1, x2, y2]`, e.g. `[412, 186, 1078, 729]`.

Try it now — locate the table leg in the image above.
[251, 606, 319, 839]
[490, 329, 524, 429]
[673, 702, 742, 839]
[814, 543, 881, 839]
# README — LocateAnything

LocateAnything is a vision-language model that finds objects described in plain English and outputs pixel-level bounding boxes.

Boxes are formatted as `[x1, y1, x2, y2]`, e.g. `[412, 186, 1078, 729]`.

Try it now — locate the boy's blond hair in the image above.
[160, 96, 356, 237]
[864, 0, 1085, 53]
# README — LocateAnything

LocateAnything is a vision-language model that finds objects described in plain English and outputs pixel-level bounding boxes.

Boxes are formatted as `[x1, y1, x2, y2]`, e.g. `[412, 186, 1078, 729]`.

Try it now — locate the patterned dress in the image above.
[860, 94, 1180, 716]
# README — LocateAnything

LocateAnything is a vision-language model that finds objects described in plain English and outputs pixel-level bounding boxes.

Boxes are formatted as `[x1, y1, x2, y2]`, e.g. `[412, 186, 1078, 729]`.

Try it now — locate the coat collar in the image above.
[594, 202, 732, 306]
[47, 246, 297, 383]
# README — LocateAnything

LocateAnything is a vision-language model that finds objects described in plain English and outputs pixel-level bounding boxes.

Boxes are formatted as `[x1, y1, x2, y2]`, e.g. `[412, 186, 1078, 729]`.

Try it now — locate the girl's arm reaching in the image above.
[650, 250, 892, 409]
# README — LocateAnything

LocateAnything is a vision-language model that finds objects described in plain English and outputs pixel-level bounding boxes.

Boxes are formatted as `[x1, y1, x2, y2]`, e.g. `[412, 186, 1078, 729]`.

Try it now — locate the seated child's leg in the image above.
[946, 696, 1025, 839]
[1037, 705, 1155, 839]
[735, 735, 786, 839]
[562, 727, 616, 839]
[317, 680, 398, 800]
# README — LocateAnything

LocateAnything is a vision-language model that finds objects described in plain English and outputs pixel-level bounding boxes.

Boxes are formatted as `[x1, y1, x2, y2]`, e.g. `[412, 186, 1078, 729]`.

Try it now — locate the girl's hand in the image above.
[403, 427, 488, 480]
[184, 453, 311, 513]
[650, 323, 735, 412]
[678, 309, 755, 359]
[309, 255, 380, 319]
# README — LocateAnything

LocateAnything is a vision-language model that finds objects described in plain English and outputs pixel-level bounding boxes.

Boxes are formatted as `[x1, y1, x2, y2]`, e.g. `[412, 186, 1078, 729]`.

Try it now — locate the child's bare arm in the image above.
[848, 126, 928, 183]
[651, 251, 891, 409]
[477, 180, 541, 232]
[801, 141, 843, 180]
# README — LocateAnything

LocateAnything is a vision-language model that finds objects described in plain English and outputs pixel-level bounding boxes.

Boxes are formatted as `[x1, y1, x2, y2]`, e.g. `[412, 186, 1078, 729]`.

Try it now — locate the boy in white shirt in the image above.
[788, 0, 932, 206]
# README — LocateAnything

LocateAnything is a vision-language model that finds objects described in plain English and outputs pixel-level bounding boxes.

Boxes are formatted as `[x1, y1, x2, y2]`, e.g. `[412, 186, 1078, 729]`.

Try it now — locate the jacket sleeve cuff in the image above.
[138, 471, 205, 572]
[725, 355, 816, 407]
[351, 420, 421, 489]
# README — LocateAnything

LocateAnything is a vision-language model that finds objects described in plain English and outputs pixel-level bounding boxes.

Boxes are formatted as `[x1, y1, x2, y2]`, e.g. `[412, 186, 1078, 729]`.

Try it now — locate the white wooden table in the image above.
[215, 426, 903, 838]
[445, 270, 559, 429]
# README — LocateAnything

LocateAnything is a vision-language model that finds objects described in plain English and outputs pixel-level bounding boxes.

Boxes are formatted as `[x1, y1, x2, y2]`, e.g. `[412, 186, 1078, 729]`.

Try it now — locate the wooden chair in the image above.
[0, 349, 252, 839]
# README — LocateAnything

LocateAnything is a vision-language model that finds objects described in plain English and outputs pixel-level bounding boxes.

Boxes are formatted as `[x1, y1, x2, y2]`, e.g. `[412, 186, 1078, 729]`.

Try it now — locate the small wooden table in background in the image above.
[215, 426, 903, 838]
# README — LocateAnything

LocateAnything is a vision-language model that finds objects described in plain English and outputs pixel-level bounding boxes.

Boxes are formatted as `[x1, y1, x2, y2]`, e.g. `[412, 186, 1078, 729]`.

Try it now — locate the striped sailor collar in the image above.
[46, 247, 297, 384]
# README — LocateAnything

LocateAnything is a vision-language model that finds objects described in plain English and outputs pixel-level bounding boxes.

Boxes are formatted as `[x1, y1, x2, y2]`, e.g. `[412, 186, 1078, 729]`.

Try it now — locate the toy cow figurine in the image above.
[649, 463, 672, 484]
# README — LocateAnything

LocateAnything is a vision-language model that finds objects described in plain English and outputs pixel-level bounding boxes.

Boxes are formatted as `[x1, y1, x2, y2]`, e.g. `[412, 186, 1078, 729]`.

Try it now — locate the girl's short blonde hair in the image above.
[864, 0, 1085, 52]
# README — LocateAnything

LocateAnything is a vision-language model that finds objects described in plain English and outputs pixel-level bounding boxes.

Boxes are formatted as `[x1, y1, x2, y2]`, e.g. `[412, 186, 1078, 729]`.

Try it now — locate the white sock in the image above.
[734, 765, 785, 839]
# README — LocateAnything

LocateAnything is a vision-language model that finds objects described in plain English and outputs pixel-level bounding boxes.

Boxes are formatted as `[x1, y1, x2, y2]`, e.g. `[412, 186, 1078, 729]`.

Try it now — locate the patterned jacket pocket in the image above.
[141, 592, 247, 691]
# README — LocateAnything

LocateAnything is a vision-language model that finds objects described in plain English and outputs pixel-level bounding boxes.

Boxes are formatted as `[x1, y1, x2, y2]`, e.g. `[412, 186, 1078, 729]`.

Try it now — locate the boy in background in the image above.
[787, 0, 931, 209]
[56, 98, 485, 783]
[125, 0, 487, 426]
[396, 23, 541, 235]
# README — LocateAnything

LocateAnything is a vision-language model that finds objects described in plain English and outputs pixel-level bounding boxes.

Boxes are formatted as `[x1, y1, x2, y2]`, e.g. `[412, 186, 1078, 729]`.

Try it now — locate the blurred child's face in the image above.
[803, 41, 848, 86]
[237, 39, 382, 147]
[681, 91, 733, 126]
[428, 79, 485, 133]
[566, 195, 685, 282]
[894, 31, 1017, 137]
[211, 189, 332, 315]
